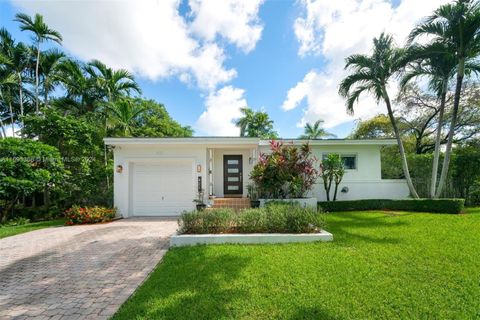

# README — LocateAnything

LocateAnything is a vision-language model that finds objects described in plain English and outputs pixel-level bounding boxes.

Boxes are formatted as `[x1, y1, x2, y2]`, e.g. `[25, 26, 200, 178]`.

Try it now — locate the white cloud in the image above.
[195, 86, 246, 136]
[189, 0, 264, 53]
[287, 0, 451, 129]
[11, 0, 262, 91]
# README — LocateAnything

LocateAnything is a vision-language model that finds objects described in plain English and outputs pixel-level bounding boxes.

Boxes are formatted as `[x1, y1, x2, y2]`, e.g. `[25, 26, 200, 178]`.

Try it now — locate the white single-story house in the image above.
[104, 137, 409, 217]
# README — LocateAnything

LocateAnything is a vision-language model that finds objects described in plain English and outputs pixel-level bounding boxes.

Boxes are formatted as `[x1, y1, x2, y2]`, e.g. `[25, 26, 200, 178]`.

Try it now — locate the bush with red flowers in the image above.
[64, 206, 116, 225]
[250, 140, 319, 199]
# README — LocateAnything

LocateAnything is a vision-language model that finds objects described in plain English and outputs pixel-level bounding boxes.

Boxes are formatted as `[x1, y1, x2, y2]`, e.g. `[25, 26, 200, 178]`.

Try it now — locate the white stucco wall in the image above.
[259, 143, 409, 201]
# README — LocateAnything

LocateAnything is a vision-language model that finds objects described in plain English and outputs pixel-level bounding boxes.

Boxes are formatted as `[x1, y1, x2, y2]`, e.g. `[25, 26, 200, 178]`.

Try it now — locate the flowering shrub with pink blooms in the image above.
[250, 141, 319, 199]
[64, 206, 116, 225]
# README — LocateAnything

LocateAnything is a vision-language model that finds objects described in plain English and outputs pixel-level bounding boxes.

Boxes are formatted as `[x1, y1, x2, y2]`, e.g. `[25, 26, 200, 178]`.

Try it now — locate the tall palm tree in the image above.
[57, 59, 98, 114]
[15, 13, 62, 114]
[409, 0, 480, 197]
[85, 59, 141, 102]
[400, 42, 457, 198]
[235, 107, 255, 137]
[300, 120, 336, 139]
[106, 99, 146, 137]
[0, 54, 18, 138]
[339, 33, 419, 198]
[0, 28, 31, 121]
[39, 48, 65, 106]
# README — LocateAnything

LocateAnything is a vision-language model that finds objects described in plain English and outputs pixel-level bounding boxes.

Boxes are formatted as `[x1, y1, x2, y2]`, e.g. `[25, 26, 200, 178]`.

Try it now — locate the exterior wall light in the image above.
[197, 164, 202, 173]
[116, 165, 123, 173]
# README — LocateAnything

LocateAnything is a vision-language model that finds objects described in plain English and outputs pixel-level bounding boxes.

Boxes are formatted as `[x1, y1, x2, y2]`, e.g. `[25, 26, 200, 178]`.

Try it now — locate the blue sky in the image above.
[0, 0, 449, 138]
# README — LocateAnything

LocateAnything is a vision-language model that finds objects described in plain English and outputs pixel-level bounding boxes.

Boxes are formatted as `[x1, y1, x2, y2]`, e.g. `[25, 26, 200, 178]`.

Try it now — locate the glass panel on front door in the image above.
[223, 155, 243, 195]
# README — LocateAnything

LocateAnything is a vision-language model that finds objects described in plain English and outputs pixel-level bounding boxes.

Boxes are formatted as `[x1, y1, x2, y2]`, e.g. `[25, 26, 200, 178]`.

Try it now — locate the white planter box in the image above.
[259, 197, 318, 208]
[170, 230, 333, 247]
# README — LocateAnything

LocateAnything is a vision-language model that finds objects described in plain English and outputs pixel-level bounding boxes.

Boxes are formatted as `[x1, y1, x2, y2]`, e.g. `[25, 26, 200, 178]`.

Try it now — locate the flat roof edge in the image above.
[104, 137, 397, 146]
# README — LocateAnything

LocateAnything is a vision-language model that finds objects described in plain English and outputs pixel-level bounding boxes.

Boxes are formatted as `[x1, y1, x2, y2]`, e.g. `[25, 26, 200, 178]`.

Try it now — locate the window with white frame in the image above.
[322, 153, 357, 170]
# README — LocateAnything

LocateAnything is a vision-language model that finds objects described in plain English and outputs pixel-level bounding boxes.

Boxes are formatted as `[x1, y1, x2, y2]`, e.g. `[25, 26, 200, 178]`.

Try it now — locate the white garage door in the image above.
[132, 160, 195, 216]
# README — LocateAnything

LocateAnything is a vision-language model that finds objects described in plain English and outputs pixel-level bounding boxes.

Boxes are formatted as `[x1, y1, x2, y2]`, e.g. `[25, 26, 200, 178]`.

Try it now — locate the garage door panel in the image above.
[131, 160, 195, 216]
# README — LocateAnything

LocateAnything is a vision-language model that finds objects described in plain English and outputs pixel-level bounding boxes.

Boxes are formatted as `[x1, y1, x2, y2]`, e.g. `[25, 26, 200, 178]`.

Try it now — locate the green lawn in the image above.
[114, 208, 480, 320]
[0, 219, 65, 239]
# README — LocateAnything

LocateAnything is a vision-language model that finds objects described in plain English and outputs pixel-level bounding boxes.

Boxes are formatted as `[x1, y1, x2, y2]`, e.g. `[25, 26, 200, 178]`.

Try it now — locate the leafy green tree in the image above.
[409, 0, 480, 197]
[235, 107, 278, 139]
[339, 33, 419, 198]
[22, 109, 110, 207]
[300, 120, 336, 139]
[15, 13, 62, 114]
[130, 98, 193, 137]
[0, 138, 67, 223]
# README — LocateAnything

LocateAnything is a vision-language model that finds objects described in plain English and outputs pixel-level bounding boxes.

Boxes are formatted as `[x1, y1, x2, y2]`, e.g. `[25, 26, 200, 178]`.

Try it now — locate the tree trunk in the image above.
[35, 41, 40, 114]
[383, 88, 419, 198]
[0, 116, 7, 138]
[322, 177, 330, 201]
[18, 75, 24, 135]
[333, 182, 339, 201]
[430, 82, 447, 198]
[8, 101, 14, 137]
[436, 59, 465, 198]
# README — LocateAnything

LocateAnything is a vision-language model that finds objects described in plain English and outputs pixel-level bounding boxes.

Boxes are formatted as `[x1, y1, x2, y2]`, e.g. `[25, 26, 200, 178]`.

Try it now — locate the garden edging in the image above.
[170, 230, 333, 247]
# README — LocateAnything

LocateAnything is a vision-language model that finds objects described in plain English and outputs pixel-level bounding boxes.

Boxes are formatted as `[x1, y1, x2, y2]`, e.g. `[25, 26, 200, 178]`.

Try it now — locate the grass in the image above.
[114, 208, 480, 320]
[0, 219, 65, 239]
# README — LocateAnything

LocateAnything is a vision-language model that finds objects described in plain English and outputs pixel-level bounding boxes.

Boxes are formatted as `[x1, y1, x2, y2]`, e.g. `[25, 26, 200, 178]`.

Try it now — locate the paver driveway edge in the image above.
[0, 218, 178, 320]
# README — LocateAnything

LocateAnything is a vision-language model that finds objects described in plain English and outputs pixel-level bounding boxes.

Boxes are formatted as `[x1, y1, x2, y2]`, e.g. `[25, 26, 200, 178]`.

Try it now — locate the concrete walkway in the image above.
[0, 218, 178, 320]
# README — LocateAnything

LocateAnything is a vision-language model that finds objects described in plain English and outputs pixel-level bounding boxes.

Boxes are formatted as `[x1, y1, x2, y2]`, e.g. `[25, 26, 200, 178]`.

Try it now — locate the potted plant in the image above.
[193, 190, 207, 211]
[247, 184, 260, 208]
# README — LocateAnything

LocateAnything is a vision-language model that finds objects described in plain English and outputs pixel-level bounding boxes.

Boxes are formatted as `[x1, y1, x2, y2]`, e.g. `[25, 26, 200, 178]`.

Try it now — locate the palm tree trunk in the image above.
[430, 83, 447, 198]
[18, 76, 24, 116]
[436, 60, 465, 198]
[8, 101, 14, 137]
[35, 41, 40, 114]
[383, 88, 419, 198]
[0, 116, 7, 138]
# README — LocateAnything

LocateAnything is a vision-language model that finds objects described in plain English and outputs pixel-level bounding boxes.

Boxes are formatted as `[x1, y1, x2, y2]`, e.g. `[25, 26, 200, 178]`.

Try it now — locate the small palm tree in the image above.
[106, 99, 146, 137]
[300, 120, 336, 139]
[85, 59, 141, 102]
[39, 49, 65, 106]
[339, 33, 419, 198]
[15, 13, 62, 114]
[235, 107, 255, 137]
[409, 0, 480, 197]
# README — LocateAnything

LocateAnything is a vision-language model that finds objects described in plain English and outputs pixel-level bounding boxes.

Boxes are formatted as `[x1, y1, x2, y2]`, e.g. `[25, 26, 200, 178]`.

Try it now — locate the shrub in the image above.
[264, 202, 324, 233]
[235, 208, 268, 233]
[318, 199, 465, 214]
[178, 204, 325, 234]
[64, 206, 116, 225]
[250, 141, 318, 199]
[178, 208, 235, 234]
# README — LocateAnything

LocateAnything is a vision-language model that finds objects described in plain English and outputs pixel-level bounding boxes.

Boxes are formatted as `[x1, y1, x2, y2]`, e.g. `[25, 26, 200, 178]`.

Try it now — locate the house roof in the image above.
[104, 137, 398, 146]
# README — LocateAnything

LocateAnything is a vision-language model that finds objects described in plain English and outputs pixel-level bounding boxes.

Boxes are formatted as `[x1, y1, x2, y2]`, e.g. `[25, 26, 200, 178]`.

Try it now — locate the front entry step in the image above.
[211, 198, 251, 210]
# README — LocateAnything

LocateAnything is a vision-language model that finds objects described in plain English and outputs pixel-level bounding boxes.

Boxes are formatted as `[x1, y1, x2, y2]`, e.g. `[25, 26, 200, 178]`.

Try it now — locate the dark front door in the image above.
[223, 155, 243, 196]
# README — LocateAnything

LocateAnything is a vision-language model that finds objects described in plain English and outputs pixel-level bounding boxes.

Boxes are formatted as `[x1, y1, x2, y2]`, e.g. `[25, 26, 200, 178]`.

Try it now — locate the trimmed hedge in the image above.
[318, 199, 465, 214]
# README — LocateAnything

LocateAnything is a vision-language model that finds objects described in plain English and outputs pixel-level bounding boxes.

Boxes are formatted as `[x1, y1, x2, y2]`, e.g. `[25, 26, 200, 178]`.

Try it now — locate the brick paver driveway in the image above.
[0, 218, 178, 320]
